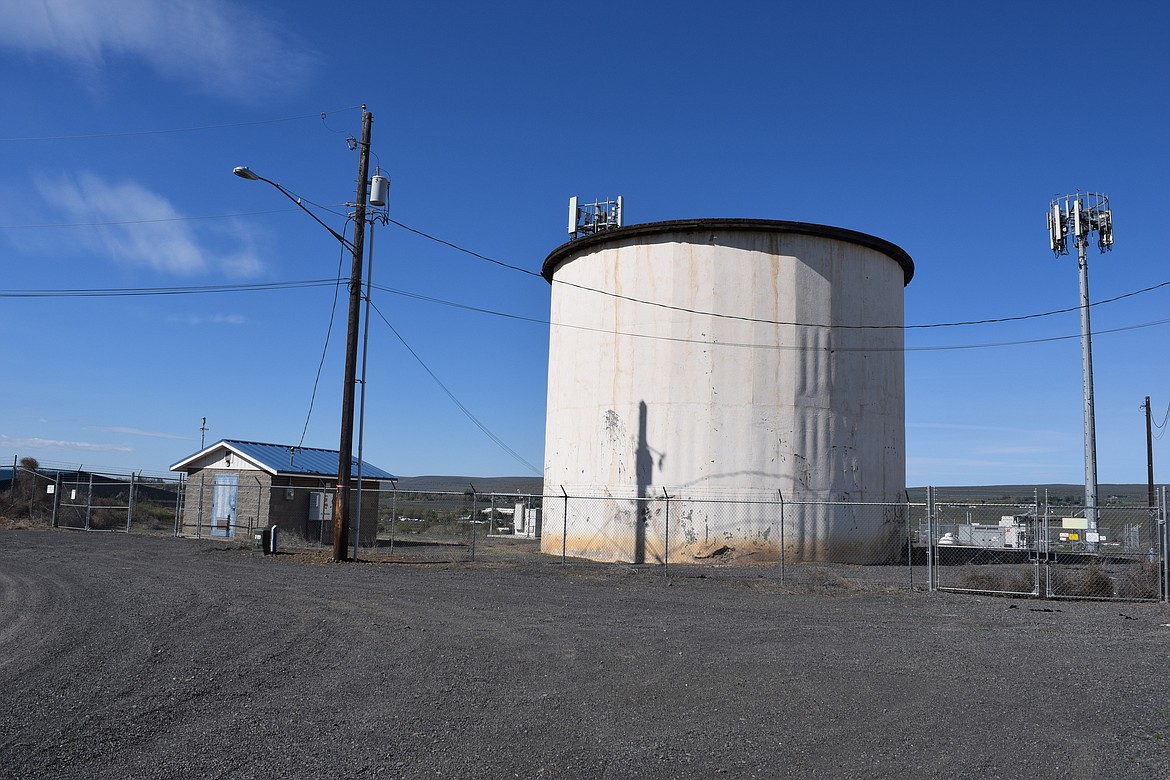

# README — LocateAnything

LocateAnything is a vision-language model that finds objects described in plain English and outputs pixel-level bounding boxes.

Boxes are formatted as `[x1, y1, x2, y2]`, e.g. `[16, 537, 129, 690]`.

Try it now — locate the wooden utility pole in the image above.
[1146, 396, 1156, 508]
[332, 106, 373, 562]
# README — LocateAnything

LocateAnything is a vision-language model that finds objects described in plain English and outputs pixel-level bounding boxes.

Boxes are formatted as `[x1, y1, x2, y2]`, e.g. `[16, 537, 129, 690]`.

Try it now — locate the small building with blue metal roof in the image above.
[170, 439, 394, 545]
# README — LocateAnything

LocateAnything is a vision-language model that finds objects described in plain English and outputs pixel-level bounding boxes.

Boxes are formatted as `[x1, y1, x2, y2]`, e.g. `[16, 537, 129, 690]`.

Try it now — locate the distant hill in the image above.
[907, 484, 1156, 505]
[393, 475, 543, 495]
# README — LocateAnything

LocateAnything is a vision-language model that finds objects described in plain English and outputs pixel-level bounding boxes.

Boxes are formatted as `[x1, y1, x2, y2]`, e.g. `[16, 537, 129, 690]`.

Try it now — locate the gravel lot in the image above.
[1, 528, 1168, 779]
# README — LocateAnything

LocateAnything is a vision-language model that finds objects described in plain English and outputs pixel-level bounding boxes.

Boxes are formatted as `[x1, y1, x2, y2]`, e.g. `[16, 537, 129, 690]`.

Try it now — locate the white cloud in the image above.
[908, 421, 1064, 437]
[166, 313, 247, 326]
[0, 434, 133, 453]
[0, 0, 313, 99]
[90, 426, 188, 440]
[977, 445, 1059, 456]
[35, 171, 264, 277]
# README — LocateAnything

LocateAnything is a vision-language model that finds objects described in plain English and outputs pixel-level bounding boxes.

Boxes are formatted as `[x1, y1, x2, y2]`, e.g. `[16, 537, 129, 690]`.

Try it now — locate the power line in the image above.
[5, 273, 1169, 352]
[10, 204, 1165, 334]
[368, 300, 541, 475]
[0, 106, 363, 143]
[295, 226, 352, 451]
[370, 280, 1170, 353]
[386, 219, 1170, 331]
[1153, 401, 1170, 440]
[0, 279, 340, 298]
[556, 277, 1170, 331]
[388, 219, 542, 278]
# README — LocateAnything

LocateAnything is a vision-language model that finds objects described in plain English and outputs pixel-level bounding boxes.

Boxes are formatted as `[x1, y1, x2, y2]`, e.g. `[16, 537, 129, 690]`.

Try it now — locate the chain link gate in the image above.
[925, 487, 1168, 602]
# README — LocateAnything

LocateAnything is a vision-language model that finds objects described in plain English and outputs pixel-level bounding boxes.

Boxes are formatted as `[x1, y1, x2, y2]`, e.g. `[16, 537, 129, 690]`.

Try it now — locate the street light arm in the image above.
[232, 166, 355, 252]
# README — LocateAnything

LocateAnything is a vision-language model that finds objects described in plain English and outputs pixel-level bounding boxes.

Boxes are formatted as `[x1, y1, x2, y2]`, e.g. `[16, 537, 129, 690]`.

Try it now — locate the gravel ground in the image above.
[1, 528, 1168, 779]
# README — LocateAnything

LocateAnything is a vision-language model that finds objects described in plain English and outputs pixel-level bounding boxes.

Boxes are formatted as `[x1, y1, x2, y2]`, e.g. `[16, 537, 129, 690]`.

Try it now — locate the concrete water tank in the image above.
[540, 219, 914, 564]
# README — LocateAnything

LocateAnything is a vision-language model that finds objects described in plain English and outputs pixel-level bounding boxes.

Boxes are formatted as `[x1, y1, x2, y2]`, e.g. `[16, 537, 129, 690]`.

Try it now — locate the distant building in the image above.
[170, 439, 394, 545]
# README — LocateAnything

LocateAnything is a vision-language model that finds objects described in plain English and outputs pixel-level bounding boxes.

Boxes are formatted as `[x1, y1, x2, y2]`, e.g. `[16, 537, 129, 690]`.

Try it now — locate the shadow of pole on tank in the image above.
[635, 401, 652, 564]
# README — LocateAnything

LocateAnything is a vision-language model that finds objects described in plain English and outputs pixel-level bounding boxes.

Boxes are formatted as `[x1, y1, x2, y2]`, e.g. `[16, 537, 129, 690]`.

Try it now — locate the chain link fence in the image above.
[375, 487, 544, 563]
[922, 487, 1169, 602]
[540, 491, 920, 589]
[3, 458, 1167, 602]
[0, 459, 184, 534]
[170, 480, 545, 563]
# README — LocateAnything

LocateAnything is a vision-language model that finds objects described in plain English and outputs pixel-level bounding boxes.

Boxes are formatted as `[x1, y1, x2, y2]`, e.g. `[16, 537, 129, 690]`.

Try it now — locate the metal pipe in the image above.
[253, 475, 263, 542]
[1076, 234, 1100, 544]
[353, 216, 377, 563]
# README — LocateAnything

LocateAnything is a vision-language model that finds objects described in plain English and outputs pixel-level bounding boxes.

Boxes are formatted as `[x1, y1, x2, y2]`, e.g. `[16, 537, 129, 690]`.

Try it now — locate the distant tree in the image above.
[14, 457, 51, 520]
[15, 457, 40, 502]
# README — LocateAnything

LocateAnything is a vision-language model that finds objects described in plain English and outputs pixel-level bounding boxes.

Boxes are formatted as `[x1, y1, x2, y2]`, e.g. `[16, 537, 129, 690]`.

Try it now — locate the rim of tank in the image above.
[542, 218, 914, 286]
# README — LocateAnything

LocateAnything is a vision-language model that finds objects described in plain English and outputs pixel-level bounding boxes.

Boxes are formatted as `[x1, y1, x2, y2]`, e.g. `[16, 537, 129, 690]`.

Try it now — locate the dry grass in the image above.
[1048, 565, 1115, 598]
[1113, 562, 1162, 600]
[955, 564, 1038, 594]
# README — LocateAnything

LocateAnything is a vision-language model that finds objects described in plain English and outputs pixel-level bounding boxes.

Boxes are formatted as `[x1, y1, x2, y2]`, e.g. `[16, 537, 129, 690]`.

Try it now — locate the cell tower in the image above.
[568, 195, 623, 240]
[1047, 192, 1113, 543]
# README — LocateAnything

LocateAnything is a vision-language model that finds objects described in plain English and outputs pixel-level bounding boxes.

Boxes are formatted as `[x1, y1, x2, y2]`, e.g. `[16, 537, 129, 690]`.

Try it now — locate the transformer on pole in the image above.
[1047, 192, 1113, 545]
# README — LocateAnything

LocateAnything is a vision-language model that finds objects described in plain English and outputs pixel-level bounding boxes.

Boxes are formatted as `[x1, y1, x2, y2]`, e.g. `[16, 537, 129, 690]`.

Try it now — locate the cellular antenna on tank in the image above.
[1047, 192, 1113, 549]
[568, 195, 623, 239]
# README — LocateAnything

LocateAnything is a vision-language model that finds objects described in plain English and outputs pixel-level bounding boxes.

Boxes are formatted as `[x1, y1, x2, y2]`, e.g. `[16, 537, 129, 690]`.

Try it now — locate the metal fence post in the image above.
[389, 481, 397, 553]
[196, 472, 205, 538]
[126, 472, 136, 532]
[84, 471, 93, 531]
[1162, 486, 1168, 604]
[173, 475, 183, 536]
[905, 498, 913, 590]
[662, 487, 671, 579]
[469, 483, 477, 562]
[925, 486, 935, 592]
[778, 489, 786, 584]
[51, 472, 61, 528]
[1042, 488, 1052, 599]
[1033, 487, 1041, 597]
[560, 485, 568, 567]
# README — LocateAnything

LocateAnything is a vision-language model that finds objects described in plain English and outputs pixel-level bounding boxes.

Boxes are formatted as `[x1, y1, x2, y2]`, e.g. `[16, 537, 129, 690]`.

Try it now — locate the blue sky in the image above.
[1, 0, 1168, 486]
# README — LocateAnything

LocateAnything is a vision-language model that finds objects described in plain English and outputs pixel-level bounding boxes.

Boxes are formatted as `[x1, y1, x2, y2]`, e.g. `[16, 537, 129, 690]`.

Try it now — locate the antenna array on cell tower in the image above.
[568, 195, 623, 239]
[1048, 192, 1113, 256]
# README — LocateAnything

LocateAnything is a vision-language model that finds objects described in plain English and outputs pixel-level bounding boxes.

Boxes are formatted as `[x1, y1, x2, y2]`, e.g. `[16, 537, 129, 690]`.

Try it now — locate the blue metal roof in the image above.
[220, 440, 395, 480]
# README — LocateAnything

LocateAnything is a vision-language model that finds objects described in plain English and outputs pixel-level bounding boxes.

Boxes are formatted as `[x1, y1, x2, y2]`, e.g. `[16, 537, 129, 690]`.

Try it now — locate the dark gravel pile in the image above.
[1, 529, 1167, 779]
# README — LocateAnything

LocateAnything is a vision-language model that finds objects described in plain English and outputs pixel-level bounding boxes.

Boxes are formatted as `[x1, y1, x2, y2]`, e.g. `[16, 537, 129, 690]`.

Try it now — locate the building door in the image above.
[211, 474, 238, 537]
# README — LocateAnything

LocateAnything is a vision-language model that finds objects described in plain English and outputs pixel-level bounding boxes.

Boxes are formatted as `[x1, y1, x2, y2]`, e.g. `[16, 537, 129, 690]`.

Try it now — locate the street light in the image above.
[234, 107, 374, 561]
[232, 166, 354, 251]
